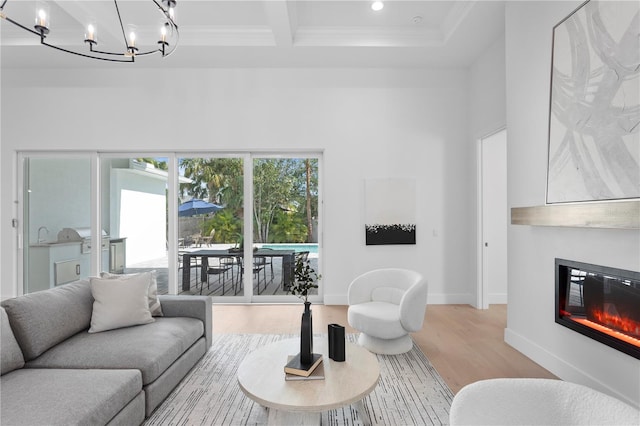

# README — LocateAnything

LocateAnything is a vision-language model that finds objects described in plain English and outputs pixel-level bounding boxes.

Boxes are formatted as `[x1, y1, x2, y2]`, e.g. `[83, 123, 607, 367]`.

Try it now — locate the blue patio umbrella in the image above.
[178, 199, 223, 217]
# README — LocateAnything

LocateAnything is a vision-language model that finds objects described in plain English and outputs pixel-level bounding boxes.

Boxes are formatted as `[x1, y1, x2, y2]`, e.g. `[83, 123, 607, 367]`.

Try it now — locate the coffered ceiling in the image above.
[0, 0, 505, 68]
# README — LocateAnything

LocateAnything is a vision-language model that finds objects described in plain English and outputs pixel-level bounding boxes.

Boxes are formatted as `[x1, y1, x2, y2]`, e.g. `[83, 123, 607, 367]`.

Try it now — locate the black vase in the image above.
[300, 301, 313, 364]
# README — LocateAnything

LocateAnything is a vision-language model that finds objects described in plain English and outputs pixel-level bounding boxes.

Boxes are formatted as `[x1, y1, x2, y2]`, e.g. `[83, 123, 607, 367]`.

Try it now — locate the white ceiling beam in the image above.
[50, 0, 125, 45]
[263, 0, 294, 48]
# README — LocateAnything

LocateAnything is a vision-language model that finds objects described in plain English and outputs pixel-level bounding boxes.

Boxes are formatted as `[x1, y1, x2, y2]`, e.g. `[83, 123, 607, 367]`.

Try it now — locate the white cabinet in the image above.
[28, 243, 86, 293]
[28, 238, 112, 293]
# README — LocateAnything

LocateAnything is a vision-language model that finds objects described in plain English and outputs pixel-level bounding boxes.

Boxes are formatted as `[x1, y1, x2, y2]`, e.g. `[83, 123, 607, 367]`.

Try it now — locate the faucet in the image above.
[37, 226, 49, 243]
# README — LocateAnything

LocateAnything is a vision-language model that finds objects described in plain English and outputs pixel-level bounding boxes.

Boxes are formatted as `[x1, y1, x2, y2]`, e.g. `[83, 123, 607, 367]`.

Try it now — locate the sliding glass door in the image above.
[252, 156, 321, 302]
[18, 152, 321, 303]
[177, 156, 246, 299]
[22, 156, 93, 294]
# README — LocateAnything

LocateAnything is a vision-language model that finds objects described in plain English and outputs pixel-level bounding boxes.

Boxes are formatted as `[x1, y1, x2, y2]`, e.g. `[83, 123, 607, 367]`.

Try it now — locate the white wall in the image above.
[111, 169, 167, 264]
[469, 33, 507, 307]
[1, 68, 475, 304]
[470, 34, 506, 139]
[505, 1, 640, 408]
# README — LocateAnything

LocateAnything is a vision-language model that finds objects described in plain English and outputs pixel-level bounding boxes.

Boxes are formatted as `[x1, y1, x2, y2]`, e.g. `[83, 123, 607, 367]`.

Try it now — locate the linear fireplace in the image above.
[555, 258, 640, 360]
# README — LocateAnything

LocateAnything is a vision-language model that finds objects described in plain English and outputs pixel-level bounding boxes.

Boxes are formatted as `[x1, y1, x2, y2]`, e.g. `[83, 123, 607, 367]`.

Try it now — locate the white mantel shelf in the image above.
[511, 200, 640, 229]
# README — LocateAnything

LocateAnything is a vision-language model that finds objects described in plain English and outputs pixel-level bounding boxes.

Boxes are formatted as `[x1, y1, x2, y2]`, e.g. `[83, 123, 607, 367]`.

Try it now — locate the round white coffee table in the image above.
[237, 337, 379, 425]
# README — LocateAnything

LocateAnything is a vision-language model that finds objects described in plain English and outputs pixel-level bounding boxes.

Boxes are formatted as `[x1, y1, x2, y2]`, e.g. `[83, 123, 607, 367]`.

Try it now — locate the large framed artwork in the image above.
[365, 178, 416, 245]
[547, 0, 639, 203]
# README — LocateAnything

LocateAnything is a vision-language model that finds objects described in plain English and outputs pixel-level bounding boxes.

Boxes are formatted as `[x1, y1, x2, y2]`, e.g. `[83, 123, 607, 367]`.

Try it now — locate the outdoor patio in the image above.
[125, 245, 319, 298]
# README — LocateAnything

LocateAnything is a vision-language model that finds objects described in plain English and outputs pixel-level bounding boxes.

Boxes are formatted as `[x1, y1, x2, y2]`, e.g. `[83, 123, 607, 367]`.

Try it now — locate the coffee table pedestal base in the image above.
[265, 400, 371, 426]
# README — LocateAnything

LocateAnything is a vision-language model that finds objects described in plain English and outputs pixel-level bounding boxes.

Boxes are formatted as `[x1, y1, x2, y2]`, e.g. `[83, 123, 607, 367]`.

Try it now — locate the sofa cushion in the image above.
[100, 271, 164, 316]
[89, 274, 154, 333]
[0, 368, 142, 426]
[27, 317, 204, 385]
[0, 307, 25, 375]
[0, 280, 93, 361]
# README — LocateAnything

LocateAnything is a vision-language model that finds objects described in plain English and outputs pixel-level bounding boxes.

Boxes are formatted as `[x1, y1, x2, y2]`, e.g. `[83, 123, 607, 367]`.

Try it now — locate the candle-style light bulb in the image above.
[129, 31, 136, 47]
[37, 9, 47, 27]
[86, 24, 95, 42]
[34, 6, 49, 34]
[160, 25, 167, 43]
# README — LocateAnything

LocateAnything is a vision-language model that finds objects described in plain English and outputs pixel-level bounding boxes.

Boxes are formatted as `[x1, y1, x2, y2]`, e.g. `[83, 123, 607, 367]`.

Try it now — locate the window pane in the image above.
[101, 158, 169, 291]
[24, 157, 94, 293]
[178, 157, 244, 297]
[253, 157, 320, 298]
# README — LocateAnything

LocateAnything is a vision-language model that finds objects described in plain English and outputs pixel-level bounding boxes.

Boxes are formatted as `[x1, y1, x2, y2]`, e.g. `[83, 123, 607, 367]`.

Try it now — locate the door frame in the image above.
[476, 127, 507, 310]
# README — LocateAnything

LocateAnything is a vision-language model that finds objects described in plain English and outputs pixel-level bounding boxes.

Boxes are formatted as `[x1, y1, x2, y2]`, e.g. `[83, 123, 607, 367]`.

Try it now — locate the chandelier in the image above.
[0, 0, 179, 63]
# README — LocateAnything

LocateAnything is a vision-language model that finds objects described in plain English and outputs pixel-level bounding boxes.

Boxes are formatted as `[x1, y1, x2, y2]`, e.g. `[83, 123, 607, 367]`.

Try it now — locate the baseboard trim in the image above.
[504, 327, 638, 408]
[489, 293, 507, 304]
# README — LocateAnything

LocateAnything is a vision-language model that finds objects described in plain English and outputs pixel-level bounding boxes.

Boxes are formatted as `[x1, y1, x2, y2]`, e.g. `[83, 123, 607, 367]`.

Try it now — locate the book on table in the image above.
[284, 353, 323, 377]
[285, 356, 325, 381]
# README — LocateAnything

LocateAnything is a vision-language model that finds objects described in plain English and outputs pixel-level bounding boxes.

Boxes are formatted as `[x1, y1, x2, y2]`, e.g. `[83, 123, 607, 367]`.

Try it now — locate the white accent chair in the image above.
[347, 268, 427, 355]
[449, 378, 640, 426]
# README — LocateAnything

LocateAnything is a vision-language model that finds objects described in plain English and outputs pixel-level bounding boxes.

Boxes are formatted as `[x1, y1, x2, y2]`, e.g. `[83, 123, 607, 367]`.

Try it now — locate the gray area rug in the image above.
[145, 334, 453, 425]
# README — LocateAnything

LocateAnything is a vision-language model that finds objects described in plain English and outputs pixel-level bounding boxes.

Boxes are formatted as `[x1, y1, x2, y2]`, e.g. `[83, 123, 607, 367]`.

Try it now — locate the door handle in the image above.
[485, 242, 488, 247]
[76, 264, 81, 275]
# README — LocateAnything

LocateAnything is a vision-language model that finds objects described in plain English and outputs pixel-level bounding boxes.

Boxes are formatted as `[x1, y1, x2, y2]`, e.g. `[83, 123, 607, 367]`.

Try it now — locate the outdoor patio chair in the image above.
[255, 248, 274, 281]
[201, 229, 216, 247]
[205, 258, 233, 295]
[238, 257, 267, 295]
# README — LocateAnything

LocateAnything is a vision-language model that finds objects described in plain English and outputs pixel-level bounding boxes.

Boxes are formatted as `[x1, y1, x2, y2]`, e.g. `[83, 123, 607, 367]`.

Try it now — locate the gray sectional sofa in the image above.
[0, 278, 212, 426]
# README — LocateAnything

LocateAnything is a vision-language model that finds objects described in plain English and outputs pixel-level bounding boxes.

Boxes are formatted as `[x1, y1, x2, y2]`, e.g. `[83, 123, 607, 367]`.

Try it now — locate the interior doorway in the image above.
[477, 129, 508, 309]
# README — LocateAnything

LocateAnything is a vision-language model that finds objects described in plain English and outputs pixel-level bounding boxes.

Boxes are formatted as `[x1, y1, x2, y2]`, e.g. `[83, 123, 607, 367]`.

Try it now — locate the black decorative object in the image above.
[365, 224, 416, 245]
[290, 253, 321, 365]
[328, 323, 346, 362]
[300, 302, 313, 364]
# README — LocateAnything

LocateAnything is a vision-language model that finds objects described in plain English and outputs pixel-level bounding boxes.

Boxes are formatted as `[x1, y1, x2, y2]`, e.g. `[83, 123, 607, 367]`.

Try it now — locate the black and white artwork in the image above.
[547, 0, 639, 203]
[365, 178, 416, 245]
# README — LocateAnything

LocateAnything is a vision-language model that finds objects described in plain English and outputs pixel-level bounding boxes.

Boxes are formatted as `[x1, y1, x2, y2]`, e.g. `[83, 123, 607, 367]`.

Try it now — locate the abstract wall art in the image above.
[547, 0, 639, 203]
[365, 178, 416, 245]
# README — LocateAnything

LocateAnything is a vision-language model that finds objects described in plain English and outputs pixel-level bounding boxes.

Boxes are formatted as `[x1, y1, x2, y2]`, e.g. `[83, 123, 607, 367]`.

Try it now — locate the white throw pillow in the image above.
[100, 271, 163, 316]
[89, 273, 155, 333]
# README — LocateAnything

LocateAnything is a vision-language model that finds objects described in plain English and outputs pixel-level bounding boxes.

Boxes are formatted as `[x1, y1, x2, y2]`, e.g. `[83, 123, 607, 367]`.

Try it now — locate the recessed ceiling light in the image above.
[412, 16, 423, 24]
[371, 1, 384, 12]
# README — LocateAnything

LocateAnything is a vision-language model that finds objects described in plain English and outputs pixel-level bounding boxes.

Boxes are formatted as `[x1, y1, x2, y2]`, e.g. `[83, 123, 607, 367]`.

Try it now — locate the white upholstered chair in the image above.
[449, 378, 640, 426]
[347, 268, 427, 355]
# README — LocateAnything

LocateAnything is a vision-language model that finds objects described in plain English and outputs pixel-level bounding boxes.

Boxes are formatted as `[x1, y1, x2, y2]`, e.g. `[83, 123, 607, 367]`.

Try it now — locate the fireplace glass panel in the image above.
[556, 259, 640, 360]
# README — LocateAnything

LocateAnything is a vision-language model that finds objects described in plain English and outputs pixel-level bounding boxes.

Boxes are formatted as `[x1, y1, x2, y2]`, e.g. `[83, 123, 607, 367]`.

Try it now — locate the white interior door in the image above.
[480, 129, 508, 308]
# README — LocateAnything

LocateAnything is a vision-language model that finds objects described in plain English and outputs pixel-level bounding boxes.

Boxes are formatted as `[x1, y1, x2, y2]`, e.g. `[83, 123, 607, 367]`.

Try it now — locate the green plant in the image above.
[203, 210, 241, 243]
[290, 255, 320, 303]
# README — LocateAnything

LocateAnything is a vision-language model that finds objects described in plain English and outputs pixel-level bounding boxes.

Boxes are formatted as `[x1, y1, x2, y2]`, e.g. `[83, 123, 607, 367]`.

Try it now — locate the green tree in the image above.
[253, 159, 298, 243]
[179, 158, 243, 212]
[136, 158, 168, 170]
[270, 210, 308, 243]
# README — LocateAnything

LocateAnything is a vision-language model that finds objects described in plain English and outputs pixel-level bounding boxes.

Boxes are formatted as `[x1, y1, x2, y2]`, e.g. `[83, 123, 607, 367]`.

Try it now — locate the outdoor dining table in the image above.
[181, 249, 296, 292]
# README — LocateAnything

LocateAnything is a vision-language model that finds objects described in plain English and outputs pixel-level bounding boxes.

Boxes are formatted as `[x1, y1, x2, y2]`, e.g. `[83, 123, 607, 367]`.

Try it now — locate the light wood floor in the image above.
[212, 303, 556, 394]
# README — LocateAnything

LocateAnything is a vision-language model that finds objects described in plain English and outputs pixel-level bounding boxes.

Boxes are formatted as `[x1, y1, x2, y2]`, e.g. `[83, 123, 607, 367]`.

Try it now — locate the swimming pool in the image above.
[260, 243, 319, 254]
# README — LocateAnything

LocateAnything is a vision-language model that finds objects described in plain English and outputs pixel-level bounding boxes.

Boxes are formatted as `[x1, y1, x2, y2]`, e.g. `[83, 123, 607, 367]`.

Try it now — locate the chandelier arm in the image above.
[152, 0, 176, 26]
[3, 15, 45, 37]
[112, 0, 129, 50]
[41, 40, 134, 63]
